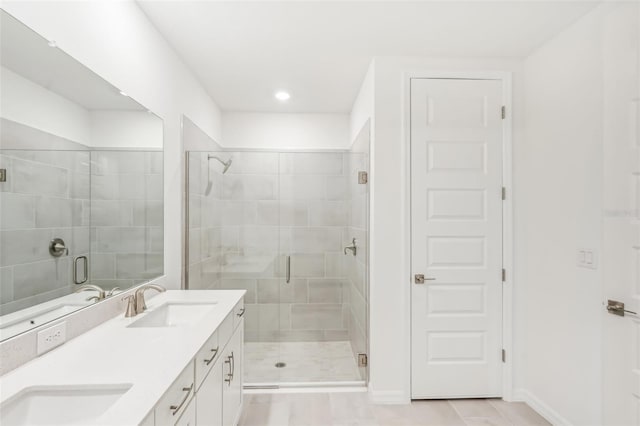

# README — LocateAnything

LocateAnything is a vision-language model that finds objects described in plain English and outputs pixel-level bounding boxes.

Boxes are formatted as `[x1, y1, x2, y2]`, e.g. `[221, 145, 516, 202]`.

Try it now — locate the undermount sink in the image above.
[0, 384, 132, 425]
[127, 302, 217, 328]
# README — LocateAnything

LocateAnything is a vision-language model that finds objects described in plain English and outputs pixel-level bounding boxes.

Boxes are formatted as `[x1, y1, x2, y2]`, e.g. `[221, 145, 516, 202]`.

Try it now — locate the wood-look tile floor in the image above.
[239, 392, 550, 426]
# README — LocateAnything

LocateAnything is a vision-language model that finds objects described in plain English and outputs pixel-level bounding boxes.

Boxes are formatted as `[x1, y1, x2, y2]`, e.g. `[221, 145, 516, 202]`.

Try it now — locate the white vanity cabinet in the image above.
[149, 301, 244, 426]
[175, 399, 197, 426]
[195, 319, 243, 426]
[155, 361, 196, 425]
[196, 356, 224, 426]
[222, 323, 243, 426]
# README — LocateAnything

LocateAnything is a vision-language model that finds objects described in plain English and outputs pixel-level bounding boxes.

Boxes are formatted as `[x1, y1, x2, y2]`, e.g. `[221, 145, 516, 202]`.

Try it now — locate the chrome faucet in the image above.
[75, 284, 106, 301]
[134, 284, 167, 314]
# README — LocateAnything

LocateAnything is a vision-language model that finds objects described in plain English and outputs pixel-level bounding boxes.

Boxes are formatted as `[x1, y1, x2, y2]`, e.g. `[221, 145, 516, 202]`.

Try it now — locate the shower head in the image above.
[208, 155, 233, 174]
[222, 158, 232, 174]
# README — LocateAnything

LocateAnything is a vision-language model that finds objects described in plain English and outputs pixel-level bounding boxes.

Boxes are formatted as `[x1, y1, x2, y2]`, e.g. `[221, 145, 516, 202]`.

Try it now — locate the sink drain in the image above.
[275, 362, 286, 368]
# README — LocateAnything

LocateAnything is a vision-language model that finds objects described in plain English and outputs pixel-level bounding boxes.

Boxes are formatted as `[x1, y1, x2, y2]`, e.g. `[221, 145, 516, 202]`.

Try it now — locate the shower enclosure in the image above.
[185, 149, 369, 386]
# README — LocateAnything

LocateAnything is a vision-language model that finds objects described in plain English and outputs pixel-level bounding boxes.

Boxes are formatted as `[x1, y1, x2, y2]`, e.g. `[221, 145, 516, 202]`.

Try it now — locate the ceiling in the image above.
[138, 1, 600, 113]
[1, 10, 143, 111]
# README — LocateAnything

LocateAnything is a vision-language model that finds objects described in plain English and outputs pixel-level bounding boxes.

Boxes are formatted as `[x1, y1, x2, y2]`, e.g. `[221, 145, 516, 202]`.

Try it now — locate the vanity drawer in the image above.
[195, 329, 220, 390]
[217, 312, 234, 350]
[174, 397, 196, 426]
[155, 361, 195, 425]
[233, 299, 245, 329]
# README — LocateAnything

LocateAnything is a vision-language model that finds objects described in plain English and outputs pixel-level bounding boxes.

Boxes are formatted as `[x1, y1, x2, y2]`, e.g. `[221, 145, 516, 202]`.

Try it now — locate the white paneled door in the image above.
[410, 78, 504, 398]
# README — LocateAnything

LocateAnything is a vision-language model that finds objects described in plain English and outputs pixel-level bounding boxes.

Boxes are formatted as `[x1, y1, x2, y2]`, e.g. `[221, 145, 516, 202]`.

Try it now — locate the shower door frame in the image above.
[183, 148, 371, 388]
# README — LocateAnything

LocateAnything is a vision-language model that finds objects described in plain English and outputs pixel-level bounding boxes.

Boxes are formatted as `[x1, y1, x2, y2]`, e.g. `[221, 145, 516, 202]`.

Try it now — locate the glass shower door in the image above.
[223, 151, 283, 383]
[186, 151, 284, 384]
[276, 152, 364, 383]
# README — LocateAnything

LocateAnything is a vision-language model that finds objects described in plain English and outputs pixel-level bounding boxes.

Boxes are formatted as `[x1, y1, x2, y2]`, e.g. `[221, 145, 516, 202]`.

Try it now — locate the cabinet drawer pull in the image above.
[236, 308, 245, 317]
[169, 384, 193, 416]
[224, 352, 235, 386]
[204, 347, 219, 365]
[230, 351, 235, 379]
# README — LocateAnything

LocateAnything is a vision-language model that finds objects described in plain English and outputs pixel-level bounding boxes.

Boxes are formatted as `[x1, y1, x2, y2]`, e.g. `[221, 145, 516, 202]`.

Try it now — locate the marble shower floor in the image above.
[244, 341, 363, 383]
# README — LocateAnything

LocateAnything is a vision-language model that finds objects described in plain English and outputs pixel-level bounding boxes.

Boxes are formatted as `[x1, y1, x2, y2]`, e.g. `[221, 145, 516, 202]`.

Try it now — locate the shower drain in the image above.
[275, 362, 286, 368]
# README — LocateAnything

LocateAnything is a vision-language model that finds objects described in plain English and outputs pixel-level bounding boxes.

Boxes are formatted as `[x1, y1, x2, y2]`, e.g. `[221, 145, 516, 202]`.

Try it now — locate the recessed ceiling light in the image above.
[119, 90, 129, 97]
[47, 40, 57, 48]
[275, 91, 290, 101]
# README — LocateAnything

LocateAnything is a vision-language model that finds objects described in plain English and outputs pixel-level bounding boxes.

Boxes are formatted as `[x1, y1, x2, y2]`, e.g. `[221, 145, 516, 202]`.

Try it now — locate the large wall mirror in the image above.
[0, 10, 164, 341]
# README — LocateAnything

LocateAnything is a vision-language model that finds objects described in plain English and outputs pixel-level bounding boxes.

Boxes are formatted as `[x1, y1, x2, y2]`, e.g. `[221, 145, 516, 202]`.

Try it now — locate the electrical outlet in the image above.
[37, 322, 66, 355]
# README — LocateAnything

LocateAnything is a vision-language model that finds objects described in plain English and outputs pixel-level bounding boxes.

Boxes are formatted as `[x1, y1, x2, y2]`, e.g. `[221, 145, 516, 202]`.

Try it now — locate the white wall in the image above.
[182, 115, 223, 152]
[517, 6, 607, 424]
[350, 61, 374, 144]
[89, 110, 163, 149]
[363, 56, 524, 404]
[0, 65, 91, 145]
[0, 66, 162, 149]
[222, 112, 349, 150]
[0, 0, 222, 289]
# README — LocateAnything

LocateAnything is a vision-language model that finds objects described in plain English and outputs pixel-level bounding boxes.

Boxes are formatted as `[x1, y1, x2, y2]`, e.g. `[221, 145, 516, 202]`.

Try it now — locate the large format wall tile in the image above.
[192, 151, 355, 343]
[13, 259, 70, 300]
[89, 151, 164, 289]
[12, 157, 69, 197]
[0, 193, 36, 229]
[291, 304, 345, 330]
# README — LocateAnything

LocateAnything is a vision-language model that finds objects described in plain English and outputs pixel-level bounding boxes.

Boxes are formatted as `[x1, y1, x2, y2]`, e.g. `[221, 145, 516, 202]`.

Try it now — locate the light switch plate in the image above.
[37, 322, 66, 355]
[577, 248, 598, 269]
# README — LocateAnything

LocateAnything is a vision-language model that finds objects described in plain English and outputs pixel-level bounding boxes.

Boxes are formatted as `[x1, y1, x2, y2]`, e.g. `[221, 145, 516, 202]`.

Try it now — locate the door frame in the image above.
[403, 71, 514, 400]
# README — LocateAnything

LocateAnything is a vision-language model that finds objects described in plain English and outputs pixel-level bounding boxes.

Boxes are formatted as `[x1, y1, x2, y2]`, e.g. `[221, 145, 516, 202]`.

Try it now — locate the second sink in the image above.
[0, 384, 132, 425]
[127, 302, 217, 328]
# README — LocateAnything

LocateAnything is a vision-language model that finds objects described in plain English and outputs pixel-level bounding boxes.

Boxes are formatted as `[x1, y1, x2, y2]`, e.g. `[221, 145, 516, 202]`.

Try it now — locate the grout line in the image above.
[446, 399, 470, 425]
[487, 398, 517, 425]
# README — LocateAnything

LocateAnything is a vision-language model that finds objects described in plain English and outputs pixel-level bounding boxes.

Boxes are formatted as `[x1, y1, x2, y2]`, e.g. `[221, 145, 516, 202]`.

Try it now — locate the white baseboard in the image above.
[513, 388, 572, 426]
[368, 389, 410, 404]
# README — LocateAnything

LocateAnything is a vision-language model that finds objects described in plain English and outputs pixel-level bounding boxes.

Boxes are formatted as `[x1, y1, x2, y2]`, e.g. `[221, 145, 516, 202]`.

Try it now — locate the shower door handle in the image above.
[286, 256, 291, 283]
[74, 256, 88, 285]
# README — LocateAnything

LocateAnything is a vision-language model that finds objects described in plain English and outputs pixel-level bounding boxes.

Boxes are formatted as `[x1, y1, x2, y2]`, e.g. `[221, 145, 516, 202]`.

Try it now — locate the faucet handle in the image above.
[122, 295, 137, 318]
[107, 287, 121, 297]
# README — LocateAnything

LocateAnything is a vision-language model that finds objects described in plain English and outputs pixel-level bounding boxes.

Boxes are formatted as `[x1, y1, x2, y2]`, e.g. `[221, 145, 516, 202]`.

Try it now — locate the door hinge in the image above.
[358, 353, 368, 367]
[358, 171, 368, 185]
[502, 269, 506, 282]
[501, 349, 506, 363]
[501, 106, 506, 119]
[0, 169, 6, 183]
[501, 187, 506, 200]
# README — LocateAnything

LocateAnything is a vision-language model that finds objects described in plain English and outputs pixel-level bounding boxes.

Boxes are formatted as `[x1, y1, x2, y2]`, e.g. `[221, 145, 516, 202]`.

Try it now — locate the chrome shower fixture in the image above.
[208, 155, 233, 174]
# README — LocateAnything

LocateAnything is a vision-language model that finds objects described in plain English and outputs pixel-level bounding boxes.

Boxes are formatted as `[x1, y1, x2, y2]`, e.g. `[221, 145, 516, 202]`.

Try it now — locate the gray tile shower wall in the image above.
[89, 151, 164, 290]
[187, 152, 223, 290]
[0, 150, 90, 315]
[214, 152, 351, 342]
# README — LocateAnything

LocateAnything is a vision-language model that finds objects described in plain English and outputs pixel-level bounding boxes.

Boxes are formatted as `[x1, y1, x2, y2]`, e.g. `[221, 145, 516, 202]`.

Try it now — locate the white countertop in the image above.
[0, 290, 245, 426]
[0, 292, 94, 341]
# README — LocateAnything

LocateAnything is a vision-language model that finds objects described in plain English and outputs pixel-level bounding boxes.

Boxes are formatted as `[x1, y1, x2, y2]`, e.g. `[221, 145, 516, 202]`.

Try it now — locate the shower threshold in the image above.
[244, 381, 367, 392]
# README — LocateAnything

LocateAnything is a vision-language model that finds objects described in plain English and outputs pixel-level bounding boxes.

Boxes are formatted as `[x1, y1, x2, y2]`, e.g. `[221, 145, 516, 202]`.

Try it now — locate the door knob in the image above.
[414, 274, 436, 284]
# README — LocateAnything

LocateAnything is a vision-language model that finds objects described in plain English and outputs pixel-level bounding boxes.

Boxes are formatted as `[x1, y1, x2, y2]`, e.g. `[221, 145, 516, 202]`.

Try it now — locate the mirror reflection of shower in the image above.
[205, 154, 232, 195]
